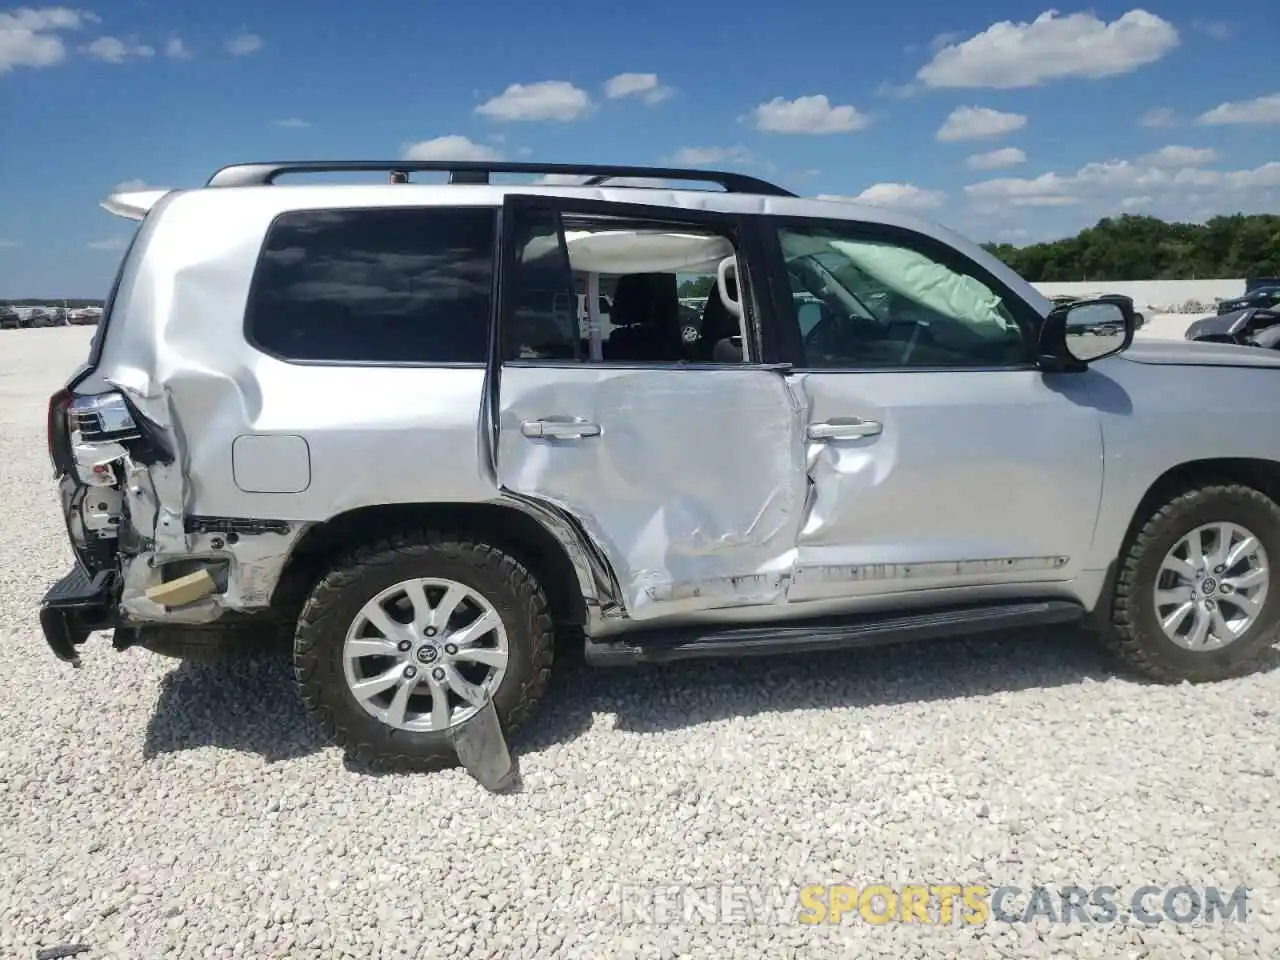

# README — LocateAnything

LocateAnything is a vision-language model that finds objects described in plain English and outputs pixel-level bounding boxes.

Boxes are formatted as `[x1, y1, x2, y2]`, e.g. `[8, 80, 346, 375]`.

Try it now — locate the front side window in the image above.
[246, 207, 496, 364]
[778, 225, 1033, 369]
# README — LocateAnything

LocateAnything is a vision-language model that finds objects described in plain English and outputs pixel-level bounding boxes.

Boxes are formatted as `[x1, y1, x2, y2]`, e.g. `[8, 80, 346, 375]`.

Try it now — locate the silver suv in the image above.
[41, 160, 1280, 771]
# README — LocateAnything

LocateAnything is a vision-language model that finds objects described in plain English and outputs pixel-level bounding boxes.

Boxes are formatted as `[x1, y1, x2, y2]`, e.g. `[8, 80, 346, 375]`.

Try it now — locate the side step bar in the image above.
[584, 599, 1084, 667]
[39, 565, 118, 666]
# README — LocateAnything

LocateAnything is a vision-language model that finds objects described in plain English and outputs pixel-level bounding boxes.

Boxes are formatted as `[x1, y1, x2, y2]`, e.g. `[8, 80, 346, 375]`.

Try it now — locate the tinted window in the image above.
[502, 209, 581, 361]
[247, 207, 496, 363]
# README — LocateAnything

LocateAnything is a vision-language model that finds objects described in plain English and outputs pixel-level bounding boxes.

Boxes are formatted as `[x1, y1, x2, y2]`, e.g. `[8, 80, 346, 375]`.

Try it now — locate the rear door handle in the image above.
[808, 418, 883, 441]
[520, 417, 602, 440]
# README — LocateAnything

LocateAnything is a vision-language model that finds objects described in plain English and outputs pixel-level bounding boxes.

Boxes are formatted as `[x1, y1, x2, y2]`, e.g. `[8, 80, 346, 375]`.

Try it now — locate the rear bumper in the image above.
[39, 565, 118, 665]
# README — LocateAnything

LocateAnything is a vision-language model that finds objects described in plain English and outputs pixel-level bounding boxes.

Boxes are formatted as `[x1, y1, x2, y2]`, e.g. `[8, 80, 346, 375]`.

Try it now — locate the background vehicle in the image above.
[67, 308, 102, 326]
[1217, 285, 1280, 315]
[39, 160, 1280, 775]
[0, 306, 20, 329]
[1186, 307, 1280, 350]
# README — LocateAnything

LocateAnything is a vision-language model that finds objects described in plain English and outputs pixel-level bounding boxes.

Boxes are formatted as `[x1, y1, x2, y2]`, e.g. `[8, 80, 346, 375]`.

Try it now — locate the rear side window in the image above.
[246, 207, 496, 364]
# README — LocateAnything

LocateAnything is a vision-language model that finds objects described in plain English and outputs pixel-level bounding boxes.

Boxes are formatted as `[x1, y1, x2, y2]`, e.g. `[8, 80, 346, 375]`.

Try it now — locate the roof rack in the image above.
[204, 160, 795, 196]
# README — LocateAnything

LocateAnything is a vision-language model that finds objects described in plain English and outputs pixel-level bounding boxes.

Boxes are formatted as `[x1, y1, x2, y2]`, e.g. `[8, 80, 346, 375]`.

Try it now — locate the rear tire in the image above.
[293, 530, 553, 772]
[1106, 483, 1280, 682]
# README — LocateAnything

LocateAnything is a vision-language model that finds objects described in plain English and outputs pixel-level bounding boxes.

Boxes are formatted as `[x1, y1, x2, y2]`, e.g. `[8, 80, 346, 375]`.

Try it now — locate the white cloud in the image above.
[669, 145, 753, 166]
[0, 239, 20, 248]
[936, 105, 1027, 142]
[402, 135, 503, 162]
[1074, 160, 1170, 189]
[1139, 145, 1219, 168]
[475, 81, 592, 122]
[928, 31, 965, 52]
[747, 95, 870, 135]
[1195, 93, 1280, 127]
[164, 35, 190, 59]
[917, 10, 1179, 89]
[275, 117, 310, 129]
[1192, 20, 1232, 40]
[88, 237, 128, 251]
[1011, 195, 1081, 207]
[966, 147, 1027, 170]
[84, 36, 155, 63]
[603, 72, 672, 105]
[965, 172, 1073, 199]
[1139, 106, 1177, 128]
[0, 6, 92, 73]
[112, 179, 161, 192]
[965, 156, 1280, 221]
[225, 32, 262, 56]
[820, 183, 946, 211]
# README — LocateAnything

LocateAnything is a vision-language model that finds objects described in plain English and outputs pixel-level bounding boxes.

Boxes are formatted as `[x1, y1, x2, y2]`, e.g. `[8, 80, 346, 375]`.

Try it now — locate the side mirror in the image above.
[1038, 297, 1135, 371]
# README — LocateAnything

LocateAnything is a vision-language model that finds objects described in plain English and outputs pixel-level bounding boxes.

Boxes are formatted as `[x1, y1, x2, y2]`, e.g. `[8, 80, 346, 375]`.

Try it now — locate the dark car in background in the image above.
[1186, 307, 1280, 351]
[1217, 286, 1280, 315]
[0, 307, 20, 330]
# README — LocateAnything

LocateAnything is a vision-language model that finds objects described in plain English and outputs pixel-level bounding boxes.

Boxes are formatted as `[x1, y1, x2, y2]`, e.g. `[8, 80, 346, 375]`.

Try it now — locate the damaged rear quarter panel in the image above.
[78, 189, 505, 621]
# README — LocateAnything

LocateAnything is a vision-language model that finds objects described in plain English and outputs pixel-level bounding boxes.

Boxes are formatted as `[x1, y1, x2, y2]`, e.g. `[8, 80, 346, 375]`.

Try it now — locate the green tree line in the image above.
[982, 213, 1280, 282]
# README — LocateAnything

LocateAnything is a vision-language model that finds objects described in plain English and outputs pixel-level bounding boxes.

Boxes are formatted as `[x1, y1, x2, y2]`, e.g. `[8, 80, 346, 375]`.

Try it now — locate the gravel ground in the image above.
[2, 326, 1279, 960]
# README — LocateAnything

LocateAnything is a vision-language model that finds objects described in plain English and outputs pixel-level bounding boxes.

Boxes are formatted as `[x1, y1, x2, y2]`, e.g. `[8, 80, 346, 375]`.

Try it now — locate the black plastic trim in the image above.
[206, 160, 795, 196]
[585, 599, 1084, 666]
[186, 516, 293, 536]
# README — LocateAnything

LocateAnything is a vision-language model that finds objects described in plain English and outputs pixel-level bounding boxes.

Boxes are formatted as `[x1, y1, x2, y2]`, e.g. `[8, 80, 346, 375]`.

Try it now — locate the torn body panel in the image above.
[66, 406, 306, 624]
[495, 364, 808, 620]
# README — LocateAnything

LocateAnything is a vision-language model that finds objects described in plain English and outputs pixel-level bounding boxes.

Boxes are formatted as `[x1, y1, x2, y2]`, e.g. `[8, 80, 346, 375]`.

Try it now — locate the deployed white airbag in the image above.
[781, 232, 1014, 334]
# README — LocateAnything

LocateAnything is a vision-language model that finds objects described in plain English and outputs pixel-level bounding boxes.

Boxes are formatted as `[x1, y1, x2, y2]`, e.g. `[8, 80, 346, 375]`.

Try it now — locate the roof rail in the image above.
[204, 160, 795, 196]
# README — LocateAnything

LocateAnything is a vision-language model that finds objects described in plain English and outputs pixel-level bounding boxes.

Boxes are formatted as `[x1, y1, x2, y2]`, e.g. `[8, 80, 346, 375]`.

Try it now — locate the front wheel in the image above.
[1107, 483, 1279, 682]
[294, 531, 554, 771]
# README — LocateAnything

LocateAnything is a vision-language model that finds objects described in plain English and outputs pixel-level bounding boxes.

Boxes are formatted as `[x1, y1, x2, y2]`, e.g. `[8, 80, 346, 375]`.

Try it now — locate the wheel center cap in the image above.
[1201, 577, 1218, 595]
[415, 645, 439, 664]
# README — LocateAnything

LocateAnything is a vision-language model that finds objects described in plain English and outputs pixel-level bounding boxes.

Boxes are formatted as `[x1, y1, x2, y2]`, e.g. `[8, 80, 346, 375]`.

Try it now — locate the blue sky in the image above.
[1, 0, 1277, 297]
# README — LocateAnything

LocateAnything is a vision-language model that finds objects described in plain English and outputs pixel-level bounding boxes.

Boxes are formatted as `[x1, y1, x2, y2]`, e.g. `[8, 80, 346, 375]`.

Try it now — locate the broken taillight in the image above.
[68, 392, 138, 442]
[47, 390, 140, 476]
[47, 387, 74, 475]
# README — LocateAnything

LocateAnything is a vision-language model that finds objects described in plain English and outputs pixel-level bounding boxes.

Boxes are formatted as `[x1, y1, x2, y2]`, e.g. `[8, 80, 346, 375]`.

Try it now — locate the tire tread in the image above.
[293, 528, 553, 772]
[1106, 483, 1280, 683]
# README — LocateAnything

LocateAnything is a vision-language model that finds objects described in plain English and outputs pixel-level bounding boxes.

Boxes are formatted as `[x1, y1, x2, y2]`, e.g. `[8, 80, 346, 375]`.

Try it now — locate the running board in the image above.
[583, 599, 1084, 667]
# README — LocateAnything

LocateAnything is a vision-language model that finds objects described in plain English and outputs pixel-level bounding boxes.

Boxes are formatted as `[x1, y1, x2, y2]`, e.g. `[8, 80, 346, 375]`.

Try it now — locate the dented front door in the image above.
[492, 196, 807, 621]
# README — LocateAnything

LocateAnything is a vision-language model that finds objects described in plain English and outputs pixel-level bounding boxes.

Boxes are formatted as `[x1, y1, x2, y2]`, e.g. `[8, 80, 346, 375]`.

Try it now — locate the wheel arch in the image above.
[1090, 457, 1280, 628]
[270, 500, 620, 641]
[1122, 458, 1280, 550]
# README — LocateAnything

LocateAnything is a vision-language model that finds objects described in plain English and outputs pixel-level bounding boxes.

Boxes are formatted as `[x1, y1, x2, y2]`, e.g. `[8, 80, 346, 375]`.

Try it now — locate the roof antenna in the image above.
[389, 170, 409, 184]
